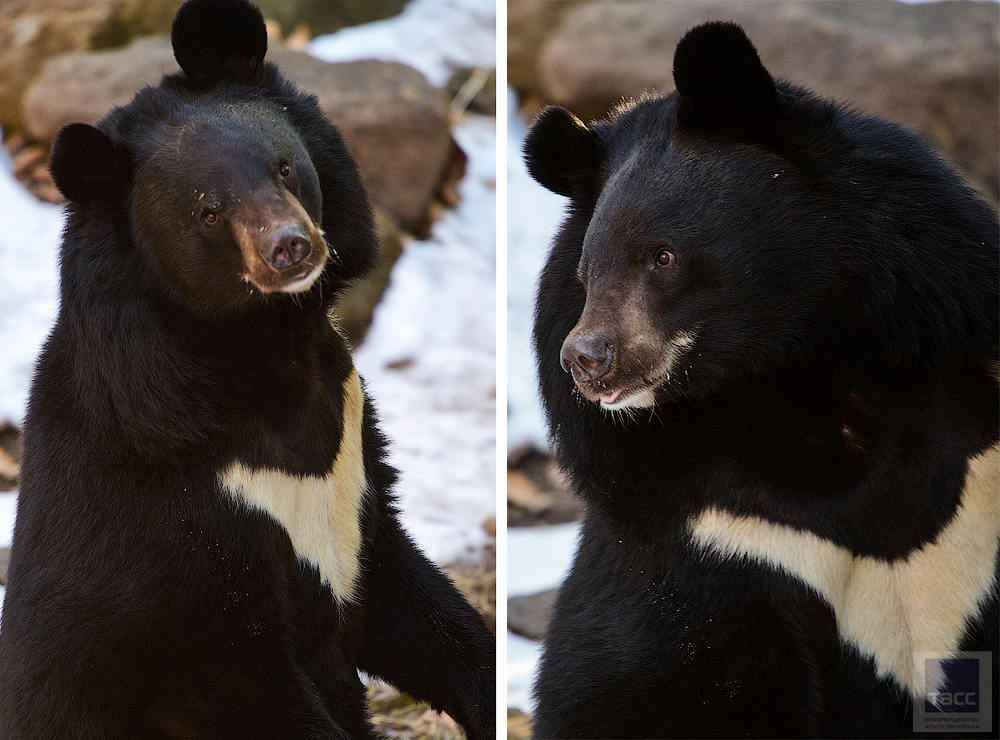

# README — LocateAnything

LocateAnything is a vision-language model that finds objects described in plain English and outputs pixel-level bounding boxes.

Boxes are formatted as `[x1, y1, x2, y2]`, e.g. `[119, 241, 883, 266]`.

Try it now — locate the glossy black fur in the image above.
[0, 1, 493, 737]
[527, 22, 998, 739]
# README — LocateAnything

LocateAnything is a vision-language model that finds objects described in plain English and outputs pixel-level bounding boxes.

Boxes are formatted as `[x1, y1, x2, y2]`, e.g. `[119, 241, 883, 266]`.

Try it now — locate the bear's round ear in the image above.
[49, 123, 122, 205]
[672, 22, 781, 138]
[171, 0, 267, 83]
[523, 106, 598, 199]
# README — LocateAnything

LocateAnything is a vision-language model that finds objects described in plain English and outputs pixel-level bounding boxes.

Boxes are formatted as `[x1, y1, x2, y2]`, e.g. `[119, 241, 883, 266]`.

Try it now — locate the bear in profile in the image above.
[526, 21, 997, 739]
[0, 0, 494, 737]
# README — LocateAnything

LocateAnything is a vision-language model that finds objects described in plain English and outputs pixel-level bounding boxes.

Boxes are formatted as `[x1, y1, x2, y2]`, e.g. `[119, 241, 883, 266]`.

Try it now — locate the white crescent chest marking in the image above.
[689, 443, 999, 699]
[219, 367, 369, 602]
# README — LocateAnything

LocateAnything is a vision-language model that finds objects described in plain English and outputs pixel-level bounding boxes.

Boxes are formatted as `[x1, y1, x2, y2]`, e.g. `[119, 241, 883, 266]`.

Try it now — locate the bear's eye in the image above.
[278, 161, 292, 179]
[200, 207, 219, 226]
[654, 249, 676, 267]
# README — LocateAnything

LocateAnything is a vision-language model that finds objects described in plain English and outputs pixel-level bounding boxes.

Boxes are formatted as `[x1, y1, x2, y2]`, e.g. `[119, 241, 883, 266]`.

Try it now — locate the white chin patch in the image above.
[599, 387, 657, 410]
[281, 261, 325, 294]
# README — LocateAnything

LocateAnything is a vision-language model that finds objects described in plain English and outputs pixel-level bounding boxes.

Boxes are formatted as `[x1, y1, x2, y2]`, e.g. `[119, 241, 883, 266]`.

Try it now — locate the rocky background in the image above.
[509, 0, 999, 198]
[505, 0, 998, 733]
[0, 1, 495, 737]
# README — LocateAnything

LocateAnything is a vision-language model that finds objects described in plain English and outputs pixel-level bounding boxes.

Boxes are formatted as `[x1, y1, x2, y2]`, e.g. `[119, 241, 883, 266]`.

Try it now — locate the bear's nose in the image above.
[262, 226, 311, 270]
[560, 332, 613, 382]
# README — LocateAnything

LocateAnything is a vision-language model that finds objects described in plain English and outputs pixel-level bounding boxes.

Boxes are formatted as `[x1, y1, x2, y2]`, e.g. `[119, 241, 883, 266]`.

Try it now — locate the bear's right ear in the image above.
[523, 106, 598, 198]
[49, 123, 123, 205]
[171, 0, 267, 83]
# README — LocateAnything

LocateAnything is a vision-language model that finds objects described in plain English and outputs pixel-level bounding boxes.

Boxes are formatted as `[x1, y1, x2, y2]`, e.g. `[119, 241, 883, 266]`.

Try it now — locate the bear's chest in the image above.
[689, 443, 1000, 700]
[218, 367, 368, 603]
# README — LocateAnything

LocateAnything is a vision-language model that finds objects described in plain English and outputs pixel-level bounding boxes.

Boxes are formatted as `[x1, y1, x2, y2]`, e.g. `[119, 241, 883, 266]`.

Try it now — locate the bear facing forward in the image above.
[0, 1, 494, 737]
[527, 21, 998, 739]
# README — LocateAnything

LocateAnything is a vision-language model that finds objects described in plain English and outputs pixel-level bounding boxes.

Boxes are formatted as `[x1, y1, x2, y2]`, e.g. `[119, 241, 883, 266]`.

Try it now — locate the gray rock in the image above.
[519, 0, 999, 200]
[508, 588, 557, 640]
[21, 36, 175, 141]
[272, 51, 453, 236]
[0, 0, 180, 131]
[507, 0, 586, 102]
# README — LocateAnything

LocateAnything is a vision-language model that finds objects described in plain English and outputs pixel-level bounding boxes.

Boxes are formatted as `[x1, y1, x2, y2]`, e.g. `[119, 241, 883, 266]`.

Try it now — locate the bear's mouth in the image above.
[576, 380, 659, 411]
[597, 387, 656, 409]
[278, 256, 328, 293]
[571, 331, 697, 411]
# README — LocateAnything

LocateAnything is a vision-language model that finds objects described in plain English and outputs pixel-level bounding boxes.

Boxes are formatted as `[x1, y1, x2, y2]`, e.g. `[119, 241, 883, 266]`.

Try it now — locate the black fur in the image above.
[528, 22, 998, 739]
[171, 0, 268, 83]
[0, 1, 494, 737]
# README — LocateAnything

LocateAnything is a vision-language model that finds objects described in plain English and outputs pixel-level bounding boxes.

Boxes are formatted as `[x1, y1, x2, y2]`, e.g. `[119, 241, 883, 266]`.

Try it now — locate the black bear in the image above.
[0, 0, 494, 737]
[526, 21, 998, 739]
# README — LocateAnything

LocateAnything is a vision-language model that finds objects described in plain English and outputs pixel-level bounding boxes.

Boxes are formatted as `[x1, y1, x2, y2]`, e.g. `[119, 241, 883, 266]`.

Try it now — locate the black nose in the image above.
[560, 333, 612, 382]
[263, 226, 311, 270]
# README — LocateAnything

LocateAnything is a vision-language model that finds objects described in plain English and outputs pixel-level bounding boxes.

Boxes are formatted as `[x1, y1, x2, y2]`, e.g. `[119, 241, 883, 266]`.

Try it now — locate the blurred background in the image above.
[0, 0, 496, 736]
[505, 0, 999, 734]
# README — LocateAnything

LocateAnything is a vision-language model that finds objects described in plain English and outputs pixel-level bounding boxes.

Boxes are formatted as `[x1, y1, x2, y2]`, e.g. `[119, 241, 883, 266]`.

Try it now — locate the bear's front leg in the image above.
[355, 498, 495, 740]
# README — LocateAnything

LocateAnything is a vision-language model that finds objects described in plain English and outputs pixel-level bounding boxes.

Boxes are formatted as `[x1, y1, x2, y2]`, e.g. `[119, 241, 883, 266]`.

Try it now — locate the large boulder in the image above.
[0, 0, 180, 131]
[515, 0, 999, 199]
[22, 36, 454, 234]
[506, 0, 584, 103]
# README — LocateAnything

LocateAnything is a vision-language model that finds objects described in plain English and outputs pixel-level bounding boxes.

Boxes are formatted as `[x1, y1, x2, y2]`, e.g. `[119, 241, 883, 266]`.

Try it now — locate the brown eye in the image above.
[200, 207, 218, 226]
[655, 250, 675, 267]
[278, 162, 292, 178]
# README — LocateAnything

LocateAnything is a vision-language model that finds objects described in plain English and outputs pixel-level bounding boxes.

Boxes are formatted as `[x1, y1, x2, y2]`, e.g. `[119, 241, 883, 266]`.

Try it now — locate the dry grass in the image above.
[506, 708, 532, 740]
[369, 682, 465, 740]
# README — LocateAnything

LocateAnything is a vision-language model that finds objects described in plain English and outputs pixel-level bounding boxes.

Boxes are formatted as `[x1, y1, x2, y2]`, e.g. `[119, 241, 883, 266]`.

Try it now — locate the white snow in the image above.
[353, 112, 497, 564]
[505, 87, 565, 453]
[308, 0, 495, 88]
[504, 86, 582, 715]
[0, 152, 63, 429]
[0, 493, 15, 548]
[507, 631, 543, 714]
[315, 1, 499, 566]
[506, 522, 580, 712]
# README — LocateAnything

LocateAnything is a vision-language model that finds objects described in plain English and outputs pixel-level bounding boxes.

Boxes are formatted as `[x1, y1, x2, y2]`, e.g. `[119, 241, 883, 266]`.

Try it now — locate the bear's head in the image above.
[48, 0, 375, 318]
[527, 22, 998, 413]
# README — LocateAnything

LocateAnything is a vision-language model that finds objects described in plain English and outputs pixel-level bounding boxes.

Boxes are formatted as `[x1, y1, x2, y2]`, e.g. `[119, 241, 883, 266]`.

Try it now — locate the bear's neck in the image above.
[59, 269, 342, 463]
[557, 364, 998, 562]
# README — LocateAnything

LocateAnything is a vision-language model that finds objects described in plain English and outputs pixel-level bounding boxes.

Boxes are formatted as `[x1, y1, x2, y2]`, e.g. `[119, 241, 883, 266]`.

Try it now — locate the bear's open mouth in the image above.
[600, 387, 656, 410]
[574, 331, 698, 411]
[279, 257, 327, 293]
[579, 382, 658, 411]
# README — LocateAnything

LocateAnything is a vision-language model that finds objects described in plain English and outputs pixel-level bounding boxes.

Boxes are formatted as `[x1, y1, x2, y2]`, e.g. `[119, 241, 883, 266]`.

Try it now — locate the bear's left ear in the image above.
[171, 0, 267, 83]
[672, 22, 782, 139]
[49, 123, 124, 205]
